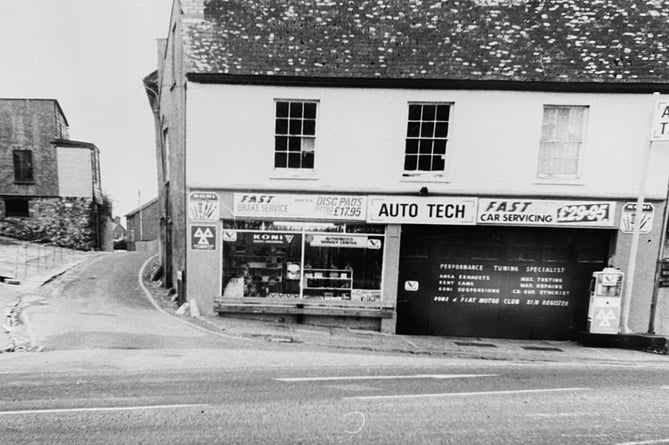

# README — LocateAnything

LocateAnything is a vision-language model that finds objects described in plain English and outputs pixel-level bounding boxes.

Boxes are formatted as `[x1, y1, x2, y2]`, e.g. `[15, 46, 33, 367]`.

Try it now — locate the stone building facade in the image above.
[0, 98, 105, 250]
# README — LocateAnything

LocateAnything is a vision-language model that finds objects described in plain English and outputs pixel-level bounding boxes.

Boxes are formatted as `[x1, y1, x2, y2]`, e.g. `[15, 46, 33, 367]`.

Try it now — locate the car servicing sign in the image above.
[478, 199, 616, 227]
[367, 196, 477, 225]
[233, 193, 366, 220]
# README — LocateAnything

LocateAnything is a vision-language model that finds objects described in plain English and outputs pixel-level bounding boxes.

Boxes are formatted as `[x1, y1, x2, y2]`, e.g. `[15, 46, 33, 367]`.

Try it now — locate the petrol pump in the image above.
[587, 267, 624, 334]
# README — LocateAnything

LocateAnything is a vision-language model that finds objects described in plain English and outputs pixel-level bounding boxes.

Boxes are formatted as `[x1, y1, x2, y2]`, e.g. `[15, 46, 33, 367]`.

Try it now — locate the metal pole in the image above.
[138, 190, 143, 242]
[620, 92, 659, 334]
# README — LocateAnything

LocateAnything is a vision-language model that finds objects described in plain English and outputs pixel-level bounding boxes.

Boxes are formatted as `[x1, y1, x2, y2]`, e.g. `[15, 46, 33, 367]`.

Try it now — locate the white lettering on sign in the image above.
[478, 199, 615, 227]
[367, 196, 476, 225]
[653, 101, 669, 140]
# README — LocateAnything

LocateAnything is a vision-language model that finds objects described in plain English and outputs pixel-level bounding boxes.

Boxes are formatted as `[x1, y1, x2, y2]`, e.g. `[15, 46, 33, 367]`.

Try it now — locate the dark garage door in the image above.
[396, 226, 611, 340]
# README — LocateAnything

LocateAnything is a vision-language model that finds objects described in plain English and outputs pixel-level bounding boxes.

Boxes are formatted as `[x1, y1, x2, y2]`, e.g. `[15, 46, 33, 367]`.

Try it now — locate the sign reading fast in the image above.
[478, 199, 616, 227]
[367, 196, 477, 224]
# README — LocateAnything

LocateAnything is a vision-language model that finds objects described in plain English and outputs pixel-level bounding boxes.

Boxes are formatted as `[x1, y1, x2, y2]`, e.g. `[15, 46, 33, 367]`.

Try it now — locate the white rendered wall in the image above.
[56, 147, 92, 198]
[186, 83, 669, 199]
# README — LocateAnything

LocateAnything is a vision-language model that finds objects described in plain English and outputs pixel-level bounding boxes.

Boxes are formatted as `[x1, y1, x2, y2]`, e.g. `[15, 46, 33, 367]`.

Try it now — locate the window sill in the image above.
[533, 177, 584, 186]
[13, 180, 35, 185]
[270, 169, 318, 180]
[400, 174, 450, 183]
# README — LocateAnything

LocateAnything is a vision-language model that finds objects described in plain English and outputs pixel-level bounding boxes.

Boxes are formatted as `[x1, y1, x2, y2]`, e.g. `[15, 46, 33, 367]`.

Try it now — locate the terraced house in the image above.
[0, 98, 105, 250]
[145, 0, 669, 339]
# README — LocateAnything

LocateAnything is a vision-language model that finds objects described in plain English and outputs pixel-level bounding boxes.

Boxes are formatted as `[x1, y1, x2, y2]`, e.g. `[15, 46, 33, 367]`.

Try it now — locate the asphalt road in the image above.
[0, 252, 668, 444]
[1, 363, 668, 444]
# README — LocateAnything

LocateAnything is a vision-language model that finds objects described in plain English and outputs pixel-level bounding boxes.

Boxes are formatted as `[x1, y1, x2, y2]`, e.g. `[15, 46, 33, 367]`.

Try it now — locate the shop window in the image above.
[222, 221, 384, 302]
[4, 198, 29, 217]
[403, 103, 450, 176]
[13, 150, 34, 183]
[507, 231, 538, 261]
[471, 232, 502, 260]
[274, 100, 317, 169]
[537, 105, 587, 179]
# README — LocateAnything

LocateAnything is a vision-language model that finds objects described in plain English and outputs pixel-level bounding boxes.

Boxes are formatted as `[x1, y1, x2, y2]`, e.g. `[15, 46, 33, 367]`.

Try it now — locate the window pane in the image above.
[276, 101, 289, 117]
[419, 139, 432, 154]
[275, 119, 288, 134]
[302, 137, 315, 152]
[289, 119, 301, 135]
[436, 105, 450, 121]
[422, 105, 436, 120]
[288, 137, 301, 151]
[407, 122, 420, 137]
[288, 153, 301, 168]
[303, 119, 315, 135]
[433, 139, 447, 155]
[421, 121, 434, 138]
[408, 105, 421, 120]
[435, 122, 449, 138]
[404, 154, 417, 171]
[405, 139, 418, 154]
[432, 155, 445, 171]
[302, 151, 314, 168]
[303, 102, 316, 119]
[275, 136, 288, 151]
[275, 152, 287, 168]
[289, 102, 303, 118]
[418, 155, 432, 170]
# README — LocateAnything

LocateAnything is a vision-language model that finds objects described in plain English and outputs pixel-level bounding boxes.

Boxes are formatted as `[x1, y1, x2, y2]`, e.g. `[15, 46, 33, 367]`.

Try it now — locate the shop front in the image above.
[212, 192, 396, 330]
[384, 198, 618, 340]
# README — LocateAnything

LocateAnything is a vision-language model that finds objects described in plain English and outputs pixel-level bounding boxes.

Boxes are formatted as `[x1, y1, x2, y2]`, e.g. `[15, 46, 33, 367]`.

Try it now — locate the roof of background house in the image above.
[180, 0, 669, 85]
[0, 98, 69, 126]
[125, 197, 159, 218]
[52, 138, 98, 150]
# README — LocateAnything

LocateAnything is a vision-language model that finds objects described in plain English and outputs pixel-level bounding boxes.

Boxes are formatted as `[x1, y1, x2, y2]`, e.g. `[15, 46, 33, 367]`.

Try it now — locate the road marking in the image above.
[526, 411, 598, 418]
[277, 374, 497, 382]
[0, 404, 209, 416]
[344, 387, 589, 401]
[617, 439, 669, 445]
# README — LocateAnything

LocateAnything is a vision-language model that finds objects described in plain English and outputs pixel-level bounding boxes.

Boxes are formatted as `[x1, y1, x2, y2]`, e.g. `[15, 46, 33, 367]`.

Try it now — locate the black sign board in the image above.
[659, 261, 669, 288]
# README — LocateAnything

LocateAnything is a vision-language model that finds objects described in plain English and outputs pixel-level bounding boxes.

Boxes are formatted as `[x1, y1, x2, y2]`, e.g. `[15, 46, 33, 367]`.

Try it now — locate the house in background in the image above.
[111, 216, 127, 250]
[0, 98, 106, 250]
[146, 0, 669, 339]
[125, 197, 159, 252]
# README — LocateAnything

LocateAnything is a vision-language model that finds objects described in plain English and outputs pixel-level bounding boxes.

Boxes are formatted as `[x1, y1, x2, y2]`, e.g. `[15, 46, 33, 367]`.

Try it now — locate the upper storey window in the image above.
[13, 150, 34, 183]
[403, 103, 451, 176]
[274, 100, 317, 170]
[537, 105, 588, 179]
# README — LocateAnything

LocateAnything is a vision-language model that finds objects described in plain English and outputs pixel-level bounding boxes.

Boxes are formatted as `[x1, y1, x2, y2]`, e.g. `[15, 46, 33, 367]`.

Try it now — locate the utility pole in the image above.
[138, 190, 143, 241]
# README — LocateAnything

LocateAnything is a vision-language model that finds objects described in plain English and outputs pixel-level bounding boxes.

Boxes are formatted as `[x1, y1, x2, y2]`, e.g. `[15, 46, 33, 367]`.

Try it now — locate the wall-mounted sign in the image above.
[189, 192, 219, 221]
[620, 202, 655, 234]
[233, 193, 366, 220]
[367, 196, 477, 225]
[652, 101, 669, 140]
[477, 199, 616, 227]
[191, 225, 216, 250]
[307, 234, 382, 249]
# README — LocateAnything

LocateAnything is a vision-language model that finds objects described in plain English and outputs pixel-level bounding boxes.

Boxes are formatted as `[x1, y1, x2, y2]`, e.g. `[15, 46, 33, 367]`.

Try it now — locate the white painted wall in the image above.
[186, 83, 669, 199]
[56, 147, 92, 197]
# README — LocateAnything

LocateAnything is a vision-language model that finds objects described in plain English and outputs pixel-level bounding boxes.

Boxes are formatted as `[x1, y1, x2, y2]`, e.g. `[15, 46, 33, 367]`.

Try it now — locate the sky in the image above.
[0, 0, 173, 218]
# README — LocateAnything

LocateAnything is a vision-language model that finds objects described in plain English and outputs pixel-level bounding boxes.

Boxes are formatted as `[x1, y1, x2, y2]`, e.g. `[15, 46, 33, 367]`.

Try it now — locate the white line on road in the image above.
[344, 387, 590, 401]
[0, 404, 209, 416]
[277, 374, 497, 382]
[616, 439, 669, 445]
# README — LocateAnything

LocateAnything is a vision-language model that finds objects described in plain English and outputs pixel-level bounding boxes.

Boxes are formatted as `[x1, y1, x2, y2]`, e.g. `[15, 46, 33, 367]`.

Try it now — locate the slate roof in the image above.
[182, 0, 669, 84]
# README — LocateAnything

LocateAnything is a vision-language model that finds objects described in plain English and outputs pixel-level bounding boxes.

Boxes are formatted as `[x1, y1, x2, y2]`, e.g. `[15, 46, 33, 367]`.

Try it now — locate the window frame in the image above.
[273, 99, 318, 174]
[536, 105, 588, 181]
[4, 198, 30, 217]
[12, 150, 34, 184]
[402, 102, 452, 179]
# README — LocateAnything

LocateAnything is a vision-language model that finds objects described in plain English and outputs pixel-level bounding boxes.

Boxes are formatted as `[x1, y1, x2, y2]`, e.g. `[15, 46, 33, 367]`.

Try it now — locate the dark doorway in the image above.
[396, 225, 611, 339]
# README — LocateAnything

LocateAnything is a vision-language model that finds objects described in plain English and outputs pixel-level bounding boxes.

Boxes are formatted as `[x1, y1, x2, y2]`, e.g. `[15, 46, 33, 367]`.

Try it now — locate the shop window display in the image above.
[222, 221, 384, 302]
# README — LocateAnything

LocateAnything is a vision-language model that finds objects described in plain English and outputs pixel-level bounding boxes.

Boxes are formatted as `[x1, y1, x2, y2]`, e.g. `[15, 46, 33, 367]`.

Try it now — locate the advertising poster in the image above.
[189, 192, 219, 222]
[367, 196, 477, 225]
[233, 193, 367, 221]
[478, 199, 616, 227]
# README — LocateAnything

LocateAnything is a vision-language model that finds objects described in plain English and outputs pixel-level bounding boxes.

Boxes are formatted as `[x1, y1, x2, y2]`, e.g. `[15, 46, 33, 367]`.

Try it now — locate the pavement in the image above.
[1, 238, 668, 366]
[0, 236, 97, 352]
